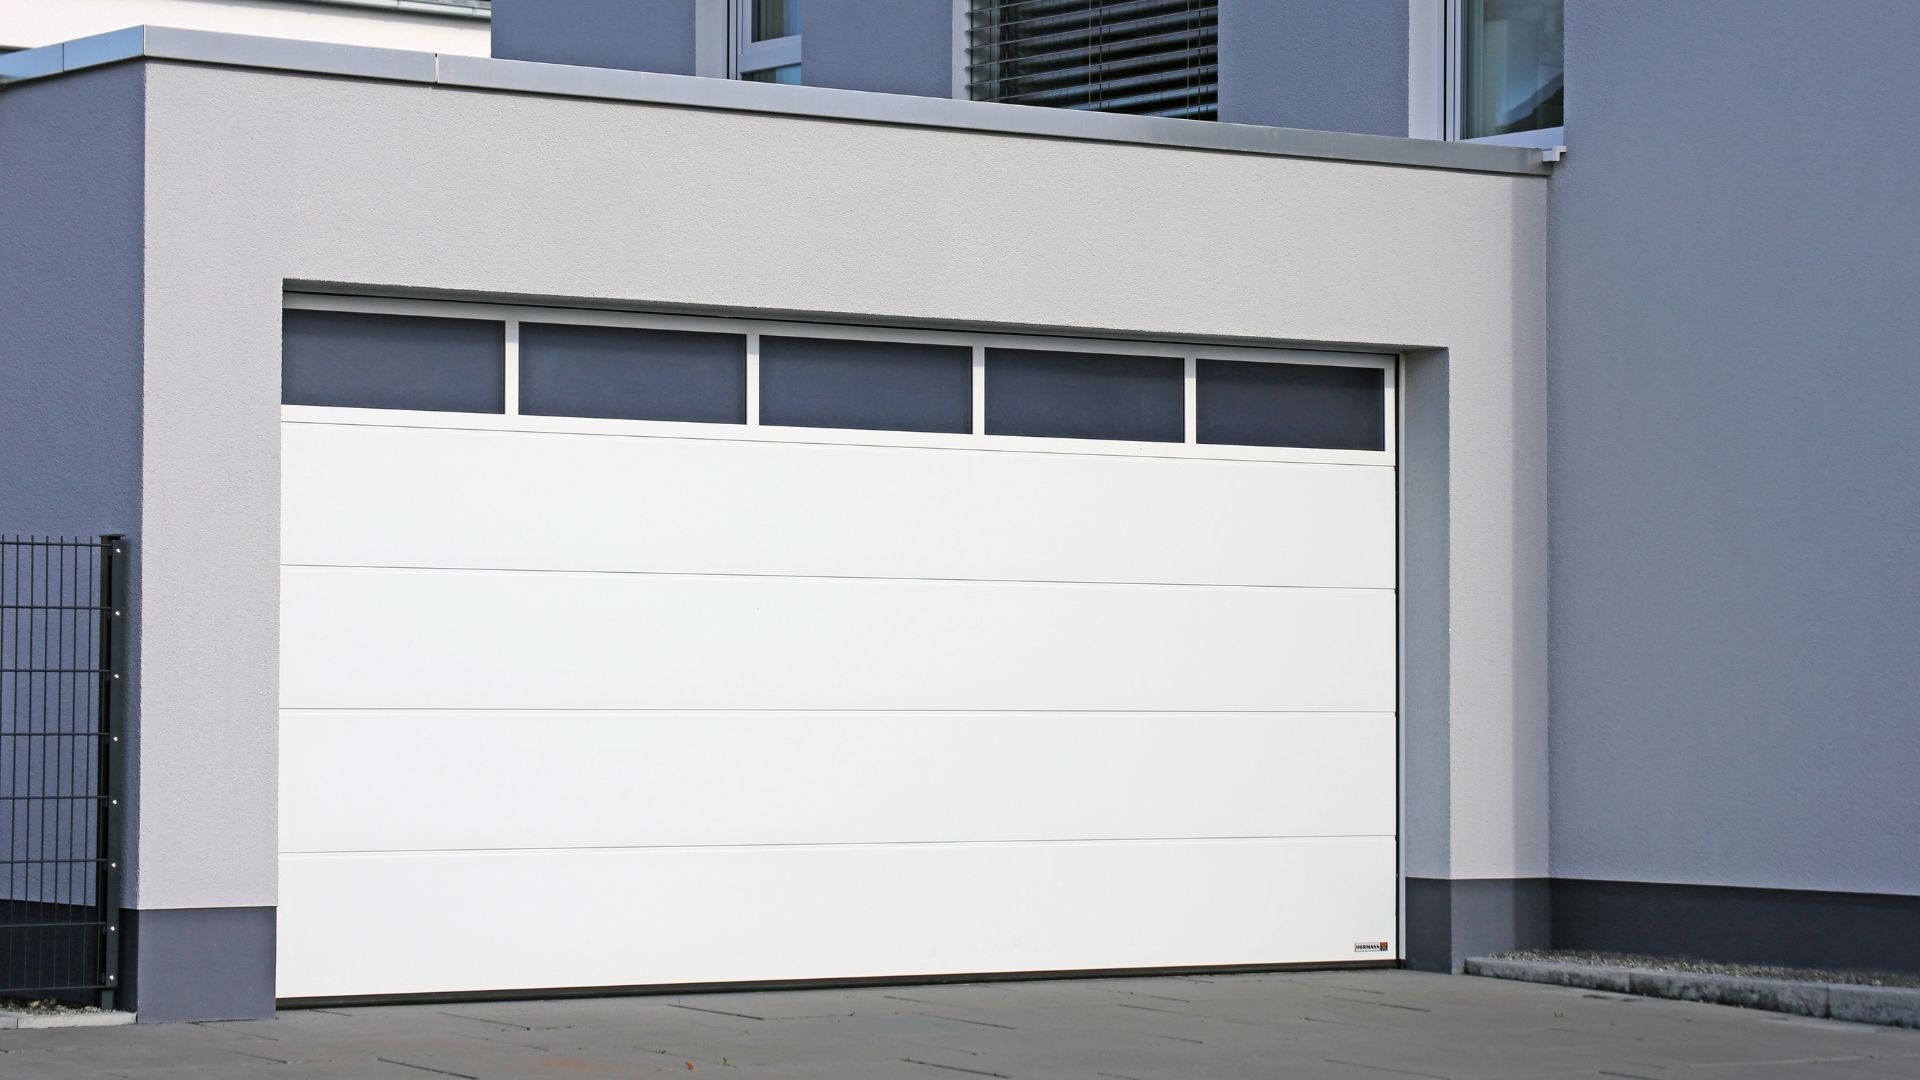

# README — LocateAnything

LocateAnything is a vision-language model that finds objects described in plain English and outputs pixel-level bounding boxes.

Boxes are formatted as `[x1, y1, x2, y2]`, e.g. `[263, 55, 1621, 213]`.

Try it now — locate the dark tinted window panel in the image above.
[1196, 359, 1386, 451]
[520, 323, 746, 425]
[282, 309, 504, 413]
[985, 349, 1183, 443]
[760, 337, 972, 434]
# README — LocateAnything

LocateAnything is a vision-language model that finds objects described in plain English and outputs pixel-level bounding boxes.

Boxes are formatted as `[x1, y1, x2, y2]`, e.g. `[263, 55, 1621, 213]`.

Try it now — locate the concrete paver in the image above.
[2, 970, 1919, 1079]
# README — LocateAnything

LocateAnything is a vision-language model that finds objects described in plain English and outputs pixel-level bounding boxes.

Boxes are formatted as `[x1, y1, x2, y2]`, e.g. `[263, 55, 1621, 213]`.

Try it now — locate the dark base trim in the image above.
[1554, 879, 1920, 976]
[123, 906, 276, 1022]
[278, 960, 1401, 1010]
[1404, 877, 1552, 974]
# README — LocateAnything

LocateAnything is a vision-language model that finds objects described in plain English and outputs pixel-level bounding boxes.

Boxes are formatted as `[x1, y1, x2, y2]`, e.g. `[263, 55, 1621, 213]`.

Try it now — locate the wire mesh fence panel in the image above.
[0, 537, 124, 1007]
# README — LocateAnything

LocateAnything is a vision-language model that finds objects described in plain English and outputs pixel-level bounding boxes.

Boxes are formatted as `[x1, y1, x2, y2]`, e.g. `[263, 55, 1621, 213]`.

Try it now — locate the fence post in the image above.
[99, 536, 127, 1010]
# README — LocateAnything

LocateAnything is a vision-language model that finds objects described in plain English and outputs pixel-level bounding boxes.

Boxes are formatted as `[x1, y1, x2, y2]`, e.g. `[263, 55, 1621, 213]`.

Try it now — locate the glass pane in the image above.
[760, 336, 972, 434]
[985, 349, 1183, 443]
[1462, 0, 1563, 138]
[743, 64, 802, 84]
[282, 309, 503, 413]
[968, 0, 1217, 121]
[1195, 360, 1385, 451]
[519, 323, 746, 425]
[752, 0, 800, 41]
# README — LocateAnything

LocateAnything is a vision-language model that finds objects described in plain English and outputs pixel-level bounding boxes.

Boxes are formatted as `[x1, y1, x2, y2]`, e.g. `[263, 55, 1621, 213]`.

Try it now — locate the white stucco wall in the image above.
[0, 0, 487, 55]
[126, 56, 1545, 909]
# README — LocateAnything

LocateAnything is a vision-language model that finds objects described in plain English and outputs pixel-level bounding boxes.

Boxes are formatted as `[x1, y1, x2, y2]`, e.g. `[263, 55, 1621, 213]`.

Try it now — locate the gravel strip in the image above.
[0, 997, 105, 1016]
[1468, 955, 1920, 1028]
[1490, 950, 1920, 989]
[0, 997, 135, 1029]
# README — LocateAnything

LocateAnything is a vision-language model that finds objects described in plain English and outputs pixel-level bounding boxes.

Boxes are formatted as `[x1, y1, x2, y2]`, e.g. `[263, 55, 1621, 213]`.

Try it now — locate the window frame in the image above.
[733, 0, 801, 80]
[281, 293, 1397, 468]
[1412, 0, 1564, 149]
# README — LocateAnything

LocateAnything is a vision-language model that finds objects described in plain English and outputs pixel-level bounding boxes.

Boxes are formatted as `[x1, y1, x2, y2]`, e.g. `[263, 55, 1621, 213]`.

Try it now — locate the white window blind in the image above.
[967, 0, 1216, 121]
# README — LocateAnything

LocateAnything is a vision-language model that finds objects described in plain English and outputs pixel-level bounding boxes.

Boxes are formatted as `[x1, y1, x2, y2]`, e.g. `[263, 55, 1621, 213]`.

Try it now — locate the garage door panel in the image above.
[276, 837, 1397, 999]
[282, 422, 1395, 589]
[281, 711, 1396, 852]
[282, 566, 1395, 712]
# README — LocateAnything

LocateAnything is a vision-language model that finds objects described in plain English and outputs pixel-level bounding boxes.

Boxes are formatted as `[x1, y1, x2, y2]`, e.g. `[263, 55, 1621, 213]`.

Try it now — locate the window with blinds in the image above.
[966, 0, 1217, 121]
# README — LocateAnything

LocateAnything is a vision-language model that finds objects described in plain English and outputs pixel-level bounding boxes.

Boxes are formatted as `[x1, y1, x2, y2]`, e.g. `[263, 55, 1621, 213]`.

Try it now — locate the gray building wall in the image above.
[1216, 0, 1407, 136]
[0, 62, 144, 542]
[804, 0, 952, 97]
[0, 57, 281, 1023]
[0, 60, 166, 1014]
[492, 0, 696, 75]
[1548, 0, 1920, 965]
[0, 60, 146, 893]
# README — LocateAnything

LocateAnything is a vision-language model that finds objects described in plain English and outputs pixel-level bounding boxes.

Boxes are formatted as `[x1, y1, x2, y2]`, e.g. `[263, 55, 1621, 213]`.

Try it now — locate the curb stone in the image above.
[1831, 985, 1920, 1028]
[1466, 958, 1920, 1029]
[1465, 957, 1629, 993]
[0, 1010, 137, 1030]
[1628, 970, 1829, 1017]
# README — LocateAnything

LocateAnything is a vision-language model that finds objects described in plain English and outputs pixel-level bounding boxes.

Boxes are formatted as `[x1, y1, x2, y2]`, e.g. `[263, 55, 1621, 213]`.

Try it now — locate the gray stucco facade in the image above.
[0, 60, 183, 1014]
[0, 62, 144, 546]
[1215, 0, 1408, 136]
[1544, 0, 1920, 963]
[803, 0, 954, 98]
[492, 0, 698, 75]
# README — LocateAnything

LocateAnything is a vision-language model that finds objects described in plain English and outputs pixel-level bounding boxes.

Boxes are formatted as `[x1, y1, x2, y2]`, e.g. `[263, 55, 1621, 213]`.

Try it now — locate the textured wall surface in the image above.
[0, 63, 144, 542]
[25, 54, 1547, 935]
[0, 62, 146, 910]
[1549, 0, 1920, 895]
[492, 0, 695, 75]
[0, 0, 490, 55]
[804, 0, 953, 97]
[1216, 0, 1407, 136]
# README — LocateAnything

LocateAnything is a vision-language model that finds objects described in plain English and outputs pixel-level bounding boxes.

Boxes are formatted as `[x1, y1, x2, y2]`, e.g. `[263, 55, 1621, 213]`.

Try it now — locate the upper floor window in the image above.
[1459, 0, 1563, 139]
[967, 0, 1218, 121]
[737, 0, 801, 84]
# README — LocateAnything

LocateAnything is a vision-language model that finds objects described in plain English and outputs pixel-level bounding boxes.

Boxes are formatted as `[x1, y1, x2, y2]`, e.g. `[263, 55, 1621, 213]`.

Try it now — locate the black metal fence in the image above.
[0, 537, 125, 1007]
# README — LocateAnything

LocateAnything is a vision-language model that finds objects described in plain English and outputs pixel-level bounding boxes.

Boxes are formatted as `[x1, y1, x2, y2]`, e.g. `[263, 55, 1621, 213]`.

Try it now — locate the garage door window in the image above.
[985, 349, 1185, 443]
[282, 310, 504, 413]
[282, 300, 1393, 459]
[760, 337, 972, 434]
[520, 323, 747, 425]
[1196, 359, 1386, 451]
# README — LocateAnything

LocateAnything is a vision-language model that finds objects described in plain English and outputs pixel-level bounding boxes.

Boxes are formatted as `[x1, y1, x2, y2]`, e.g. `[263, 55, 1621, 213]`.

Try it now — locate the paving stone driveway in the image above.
[4, 969, 1919, 1079]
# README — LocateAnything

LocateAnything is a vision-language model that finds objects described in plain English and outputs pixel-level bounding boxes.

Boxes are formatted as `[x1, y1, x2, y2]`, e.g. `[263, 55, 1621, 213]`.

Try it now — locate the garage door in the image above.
[276, 298, 1399, 1000]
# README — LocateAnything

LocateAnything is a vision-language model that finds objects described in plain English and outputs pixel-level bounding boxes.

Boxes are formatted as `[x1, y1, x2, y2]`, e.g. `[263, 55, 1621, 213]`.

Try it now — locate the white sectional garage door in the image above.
[276, 299, 1398, 1000]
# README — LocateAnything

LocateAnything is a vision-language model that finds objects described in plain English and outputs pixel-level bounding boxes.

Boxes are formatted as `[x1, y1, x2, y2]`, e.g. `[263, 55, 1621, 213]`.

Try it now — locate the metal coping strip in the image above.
[304, 0, 489, 20]
[0, 26, 1549, 176]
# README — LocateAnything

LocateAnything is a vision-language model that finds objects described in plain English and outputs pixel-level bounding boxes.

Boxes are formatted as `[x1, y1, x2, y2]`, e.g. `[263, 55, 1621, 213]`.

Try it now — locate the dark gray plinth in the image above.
[122, 907, 276, 1022]
[1552, 878, 1920, 976]
[1405, 877, 1551, 973]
